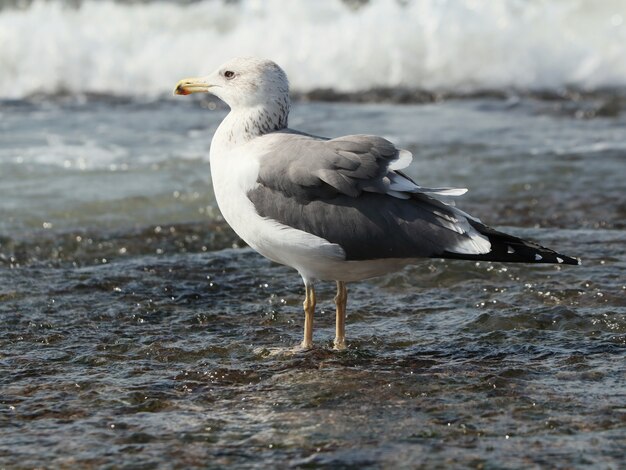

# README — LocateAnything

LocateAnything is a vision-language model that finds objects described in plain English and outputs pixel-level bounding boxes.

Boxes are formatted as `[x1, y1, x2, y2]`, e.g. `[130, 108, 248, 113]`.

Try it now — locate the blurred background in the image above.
[1, 0, 625, 97]
[1, 1, 624, 468]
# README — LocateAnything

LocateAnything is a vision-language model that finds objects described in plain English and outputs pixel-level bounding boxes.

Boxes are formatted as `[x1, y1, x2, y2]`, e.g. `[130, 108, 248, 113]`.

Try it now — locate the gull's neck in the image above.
[215, 96, 290, 149]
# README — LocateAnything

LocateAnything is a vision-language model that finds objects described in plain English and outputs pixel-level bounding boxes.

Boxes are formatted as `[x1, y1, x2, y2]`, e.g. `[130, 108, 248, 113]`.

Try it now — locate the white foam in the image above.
[1, 0, 625, 98]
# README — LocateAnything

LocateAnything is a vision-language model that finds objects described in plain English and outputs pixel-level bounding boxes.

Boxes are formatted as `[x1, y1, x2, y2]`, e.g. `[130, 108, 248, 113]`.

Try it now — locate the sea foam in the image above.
[0, 0, 625, 98]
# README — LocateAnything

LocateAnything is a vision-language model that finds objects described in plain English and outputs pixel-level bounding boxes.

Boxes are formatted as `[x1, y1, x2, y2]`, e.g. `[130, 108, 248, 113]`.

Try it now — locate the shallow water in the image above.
[1, 96, 625, 468]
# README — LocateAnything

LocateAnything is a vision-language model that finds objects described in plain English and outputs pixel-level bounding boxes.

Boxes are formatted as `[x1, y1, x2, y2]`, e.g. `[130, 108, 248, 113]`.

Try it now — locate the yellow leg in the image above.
[301, 284, 316, 349]
[334, 281, 347, 350]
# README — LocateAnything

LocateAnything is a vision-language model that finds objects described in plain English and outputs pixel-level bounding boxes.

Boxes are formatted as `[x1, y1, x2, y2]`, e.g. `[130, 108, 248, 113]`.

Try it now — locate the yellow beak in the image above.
[173, 77, 211, 96]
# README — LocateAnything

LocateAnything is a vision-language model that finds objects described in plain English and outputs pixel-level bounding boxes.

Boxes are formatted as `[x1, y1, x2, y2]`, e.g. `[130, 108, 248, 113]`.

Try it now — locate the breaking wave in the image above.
[1, 0, 625, 98]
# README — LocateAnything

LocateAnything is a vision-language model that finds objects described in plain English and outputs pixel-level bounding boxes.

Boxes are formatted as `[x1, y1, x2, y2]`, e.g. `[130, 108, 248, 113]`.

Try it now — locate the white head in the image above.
[174, 57, 290, 110]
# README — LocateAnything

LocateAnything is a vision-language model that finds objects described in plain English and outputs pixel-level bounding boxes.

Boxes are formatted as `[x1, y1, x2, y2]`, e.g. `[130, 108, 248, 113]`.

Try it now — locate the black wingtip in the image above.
[534, 251, 580, 266]
[551, 254, 581, 266]
[442, 222, 580, 266]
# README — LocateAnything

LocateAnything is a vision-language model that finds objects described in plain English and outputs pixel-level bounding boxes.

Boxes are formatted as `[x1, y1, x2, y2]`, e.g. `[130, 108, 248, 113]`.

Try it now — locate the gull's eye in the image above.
[224, 70, 235, 79]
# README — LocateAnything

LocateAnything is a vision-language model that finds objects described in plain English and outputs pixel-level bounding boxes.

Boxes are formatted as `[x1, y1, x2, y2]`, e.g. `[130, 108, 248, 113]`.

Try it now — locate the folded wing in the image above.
[249, 132, 492, 260]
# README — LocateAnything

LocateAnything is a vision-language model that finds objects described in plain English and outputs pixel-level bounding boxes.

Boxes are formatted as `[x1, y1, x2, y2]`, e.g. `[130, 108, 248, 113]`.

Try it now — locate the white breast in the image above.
[209, 132, 346, 283]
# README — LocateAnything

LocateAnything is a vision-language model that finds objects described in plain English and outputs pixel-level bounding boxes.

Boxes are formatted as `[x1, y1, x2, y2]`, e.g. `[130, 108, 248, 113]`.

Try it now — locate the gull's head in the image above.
[174, 57, 289, 109]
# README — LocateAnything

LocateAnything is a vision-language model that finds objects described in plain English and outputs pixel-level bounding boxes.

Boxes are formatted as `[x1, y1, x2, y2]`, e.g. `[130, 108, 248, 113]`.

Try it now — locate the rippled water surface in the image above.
[1, 97, 625, 468]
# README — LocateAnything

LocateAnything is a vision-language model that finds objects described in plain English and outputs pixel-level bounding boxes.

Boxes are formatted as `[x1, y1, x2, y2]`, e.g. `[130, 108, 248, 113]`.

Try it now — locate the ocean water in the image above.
[1, 1, 626, 468]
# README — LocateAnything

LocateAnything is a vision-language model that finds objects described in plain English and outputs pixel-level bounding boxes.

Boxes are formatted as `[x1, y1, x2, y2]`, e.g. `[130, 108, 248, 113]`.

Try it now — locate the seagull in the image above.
[174, 57, 579, 350]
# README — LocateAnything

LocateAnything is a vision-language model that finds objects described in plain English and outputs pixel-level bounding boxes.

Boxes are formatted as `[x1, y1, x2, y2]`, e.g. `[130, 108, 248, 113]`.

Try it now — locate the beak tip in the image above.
[174, 77, 209, 96]
[173, 83, 188, 96]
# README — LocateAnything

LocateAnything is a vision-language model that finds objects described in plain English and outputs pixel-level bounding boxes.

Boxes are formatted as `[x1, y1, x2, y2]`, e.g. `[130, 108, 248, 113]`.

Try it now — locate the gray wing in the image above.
[256, 133, 464, 201]
[256, 133, 399, 199]
[249, 132, 491, 261]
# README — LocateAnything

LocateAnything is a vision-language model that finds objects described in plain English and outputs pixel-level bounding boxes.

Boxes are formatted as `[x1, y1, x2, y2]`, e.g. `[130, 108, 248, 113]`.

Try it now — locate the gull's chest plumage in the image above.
[209, 127, 262, 241]
[209, 129, 347, 282]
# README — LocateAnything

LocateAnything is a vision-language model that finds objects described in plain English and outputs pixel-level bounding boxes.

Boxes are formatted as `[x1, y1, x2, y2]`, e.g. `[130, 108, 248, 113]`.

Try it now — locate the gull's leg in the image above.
[301, 283, 316, 349]
[334, 281, 347, 350]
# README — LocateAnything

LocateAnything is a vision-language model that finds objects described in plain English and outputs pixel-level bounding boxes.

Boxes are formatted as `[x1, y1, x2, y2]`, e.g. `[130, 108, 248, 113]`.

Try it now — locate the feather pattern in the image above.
[249, 132, 492, 260]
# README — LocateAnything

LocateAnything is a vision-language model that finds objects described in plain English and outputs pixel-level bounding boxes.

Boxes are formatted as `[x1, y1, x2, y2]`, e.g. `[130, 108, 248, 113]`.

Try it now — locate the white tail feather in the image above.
[389, 149, 413, 171]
